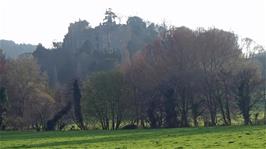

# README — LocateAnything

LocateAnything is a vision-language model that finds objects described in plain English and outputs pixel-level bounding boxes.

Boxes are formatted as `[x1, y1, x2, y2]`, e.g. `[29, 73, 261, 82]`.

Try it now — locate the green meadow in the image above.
[0, 126, 265, 149]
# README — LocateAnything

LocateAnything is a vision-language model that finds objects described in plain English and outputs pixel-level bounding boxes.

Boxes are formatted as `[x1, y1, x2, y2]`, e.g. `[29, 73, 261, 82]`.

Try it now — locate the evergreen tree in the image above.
[73, 80, 85, 130]
[0, 87, 8, 130]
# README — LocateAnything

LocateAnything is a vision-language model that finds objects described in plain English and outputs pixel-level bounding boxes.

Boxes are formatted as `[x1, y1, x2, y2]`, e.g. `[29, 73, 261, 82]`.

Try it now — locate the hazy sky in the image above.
[0, 0, 265, 48]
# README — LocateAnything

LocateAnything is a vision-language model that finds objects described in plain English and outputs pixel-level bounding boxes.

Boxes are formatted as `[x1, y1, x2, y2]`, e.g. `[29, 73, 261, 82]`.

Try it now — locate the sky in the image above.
[0, 0, 265, 48]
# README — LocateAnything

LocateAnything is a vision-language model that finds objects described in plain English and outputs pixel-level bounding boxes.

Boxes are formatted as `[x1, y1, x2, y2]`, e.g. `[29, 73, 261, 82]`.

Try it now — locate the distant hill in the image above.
[0, 39, 36, 58]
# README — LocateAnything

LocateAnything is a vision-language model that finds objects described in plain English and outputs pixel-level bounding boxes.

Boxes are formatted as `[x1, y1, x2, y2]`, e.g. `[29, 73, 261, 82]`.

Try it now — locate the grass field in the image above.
[0, 126, 265, 149]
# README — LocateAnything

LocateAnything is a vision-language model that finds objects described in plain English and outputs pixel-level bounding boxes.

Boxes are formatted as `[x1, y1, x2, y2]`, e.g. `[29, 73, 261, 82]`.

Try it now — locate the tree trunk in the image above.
[193, 116, 198, 127]
[225, 97, 231, 125]
[243, 110, 251, 125]
[141, 119, 145, 128]
[191, 101, 201, 127]
[209, 105, 217, 126]
[180, 91, 189, 127]
[115, 115, 121, 130]
[112, 116, 115, 130]
[207, 98, 217, 126]
[218, 97, 228, 125]
[46, 102, 71, 131]
[164, 88, 178, 128]
[181, 109, 189, 127]
[147, 102, 157, 128]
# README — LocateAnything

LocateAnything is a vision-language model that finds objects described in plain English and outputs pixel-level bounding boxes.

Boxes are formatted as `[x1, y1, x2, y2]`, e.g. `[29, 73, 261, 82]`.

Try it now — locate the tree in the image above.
[232, 62, 262, 125]
[253, 49, 266, 124]
[103, 8, 117, 25]
[238, 39, 265, 125]
[73, 79, 85, 130]
[5, 57, 53, 130]
[125, 27, 251, 128]
[0, 49, 8, 130]
[0, 49, 6, 74]
[161, 86, 178, 128]
[195, 28, 241, 126]
[0, 87, 8, 129]
[124, 27, 198, 128]
[83, 71, 129, 130]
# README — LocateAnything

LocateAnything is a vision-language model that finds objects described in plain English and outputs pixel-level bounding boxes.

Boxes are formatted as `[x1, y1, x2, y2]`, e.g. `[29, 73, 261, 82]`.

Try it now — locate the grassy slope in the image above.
[0, 126, 265, 149]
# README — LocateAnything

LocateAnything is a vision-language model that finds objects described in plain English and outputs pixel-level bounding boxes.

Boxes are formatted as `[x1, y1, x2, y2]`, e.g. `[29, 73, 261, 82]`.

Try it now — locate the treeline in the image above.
[0, 10, 265, 130]
[33, 9, 164, 86]
[81, 27, 266, 130]
[121, 28, 265, 128]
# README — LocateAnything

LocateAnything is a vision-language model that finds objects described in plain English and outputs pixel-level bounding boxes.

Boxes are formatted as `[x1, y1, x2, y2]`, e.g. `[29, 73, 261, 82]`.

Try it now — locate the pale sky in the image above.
[0, 0, 265, 48]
